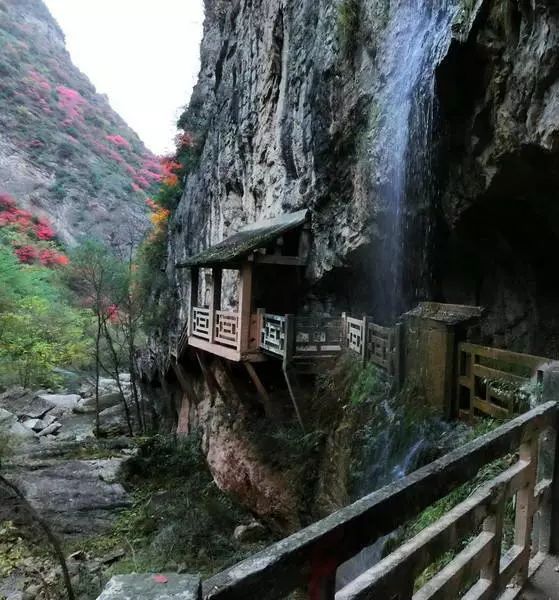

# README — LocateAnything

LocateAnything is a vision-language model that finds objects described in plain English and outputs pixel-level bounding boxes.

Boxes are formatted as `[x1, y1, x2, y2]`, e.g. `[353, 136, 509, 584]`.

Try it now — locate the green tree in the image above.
[66, 240, 131, 436]
[0, 296, 89, 387]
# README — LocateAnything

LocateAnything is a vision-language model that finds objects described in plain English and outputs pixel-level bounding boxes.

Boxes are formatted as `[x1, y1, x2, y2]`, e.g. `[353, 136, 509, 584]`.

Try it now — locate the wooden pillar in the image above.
[238, 262, 253, 353]
[209, 267, 222, 343]
[188, 267, 199, 336]
[362, 315, 370, 365]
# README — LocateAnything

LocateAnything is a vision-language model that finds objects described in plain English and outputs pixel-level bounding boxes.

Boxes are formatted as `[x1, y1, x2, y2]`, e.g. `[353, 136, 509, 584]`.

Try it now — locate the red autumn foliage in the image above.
[15, 245, 37, 263]
[106, 134, 131, 149]
[0, 193, 68, 267]
[56, 86, 86, 124]
[105, 304, 119, 322]
[38, 248, 69, 266]
[35, 220, 55, 240]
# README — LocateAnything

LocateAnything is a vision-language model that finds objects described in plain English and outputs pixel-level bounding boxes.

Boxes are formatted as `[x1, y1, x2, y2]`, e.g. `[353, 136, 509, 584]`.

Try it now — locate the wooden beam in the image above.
[252, 255, 307, 266]
[188, 336, 241, 362]
[238, 262, 253, 353]
[209, 268, 222, 344]
[188, 267, 199, 336]
[244, 362, 274, 419]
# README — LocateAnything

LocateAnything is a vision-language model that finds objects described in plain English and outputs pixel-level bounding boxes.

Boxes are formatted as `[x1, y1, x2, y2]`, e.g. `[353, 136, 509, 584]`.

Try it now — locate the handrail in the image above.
[203, 401, 558, 599]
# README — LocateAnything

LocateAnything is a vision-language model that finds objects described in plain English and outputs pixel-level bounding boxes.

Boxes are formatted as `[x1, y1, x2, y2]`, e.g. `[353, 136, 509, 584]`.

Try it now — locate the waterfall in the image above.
[336, 0, 461, 588]
[372, 0, 459, 322]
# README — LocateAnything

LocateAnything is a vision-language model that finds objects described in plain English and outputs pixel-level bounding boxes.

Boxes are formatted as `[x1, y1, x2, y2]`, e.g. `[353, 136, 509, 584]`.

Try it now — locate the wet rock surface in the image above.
[2, 459, 130, 537]
[97, 574, 201, 600]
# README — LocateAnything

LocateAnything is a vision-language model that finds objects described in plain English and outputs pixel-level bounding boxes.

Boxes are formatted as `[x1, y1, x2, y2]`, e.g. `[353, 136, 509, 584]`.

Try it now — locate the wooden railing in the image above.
[258, 312, 399, 373]
[214, 311, 240, 349]
[457, 343, 553, 420]
[191, 306, 211, 341]
[294, 316, 344, 359]
[260, 313, 287, 356]
[200, 401, 558, 599]
[346, 316, 365, 355]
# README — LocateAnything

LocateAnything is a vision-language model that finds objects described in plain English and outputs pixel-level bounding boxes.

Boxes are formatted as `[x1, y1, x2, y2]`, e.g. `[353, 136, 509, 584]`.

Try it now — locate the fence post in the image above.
[362, 315, 370, 365]
[544, 367, 559, 555]
[341, 312, 347, 350]
[392, 322, 404, 387]
[256, 307, 265, 350]
[284, 314, 295, 365]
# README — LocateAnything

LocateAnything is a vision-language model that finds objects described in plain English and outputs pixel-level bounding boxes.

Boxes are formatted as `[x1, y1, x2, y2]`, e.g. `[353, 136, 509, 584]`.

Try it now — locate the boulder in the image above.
[0, 408, 36, 441]
[97, 574, 200, 600]
[22, 418, 45, 432]
[233, 521, 268, 543]
[75, 391, 125, 414]
[37, 421, 62, 437]
[5, 459, 130, 537]
[0, 391, 54, 419]
[37, 393, 81, 415]
[98, 403, 136, 436]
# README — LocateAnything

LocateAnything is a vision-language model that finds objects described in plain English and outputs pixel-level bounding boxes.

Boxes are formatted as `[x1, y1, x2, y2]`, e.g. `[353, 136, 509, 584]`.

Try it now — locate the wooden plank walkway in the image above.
[522, 556, 559, 599]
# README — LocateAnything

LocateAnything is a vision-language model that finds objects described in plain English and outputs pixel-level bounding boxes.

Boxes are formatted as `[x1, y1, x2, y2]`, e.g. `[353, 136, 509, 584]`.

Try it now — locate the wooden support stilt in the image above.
[244, 362, 274, 419]
[195, 351, 225, 399]
[170, 359, 199, 435]
[282, 362, 305, 432]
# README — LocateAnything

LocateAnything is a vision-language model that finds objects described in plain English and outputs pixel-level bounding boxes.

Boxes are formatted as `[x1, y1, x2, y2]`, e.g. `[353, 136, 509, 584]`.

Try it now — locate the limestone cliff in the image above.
[154, 0, 559, 528]
[166, 0, 559, 354]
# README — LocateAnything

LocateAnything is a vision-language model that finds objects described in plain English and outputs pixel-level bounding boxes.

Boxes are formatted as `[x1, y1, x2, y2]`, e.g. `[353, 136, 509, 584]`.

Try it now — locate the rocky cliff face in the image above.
[167, 0, 559, 354]
[0, 0, 156, 245]
[156, 0, 559, 529]
[437, 0, 559, 356]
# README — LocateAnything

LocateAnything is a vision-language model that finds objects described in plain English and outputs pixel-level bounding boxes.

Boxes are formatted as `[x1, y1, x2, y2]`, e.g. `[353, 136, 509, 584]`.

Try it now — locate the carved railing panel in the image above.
[346, 316, 365, 356]
[191, 306, 210, 341]
[214, 311, 240, 349]
[294, 316, 344, 357]
[457, 343, 552, 420]
[260, 314, 287, 356]
[366, 322, 393, 371]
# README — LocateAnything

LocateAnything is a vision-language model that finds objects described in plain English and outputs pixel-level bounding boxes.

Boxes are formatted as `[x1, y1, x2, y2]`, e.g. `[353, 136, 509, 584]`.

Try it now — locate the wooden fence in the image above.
[457, 343, 553, 420]
[258, 312, 399, 374]
[198, 401, 558, 599]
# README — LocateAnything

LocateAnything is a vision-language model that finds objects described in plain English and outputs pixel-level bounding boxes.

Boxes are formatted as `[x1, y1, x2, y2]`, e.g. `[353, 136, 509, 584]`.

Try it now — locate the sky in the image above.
[44, 0, 205, 155]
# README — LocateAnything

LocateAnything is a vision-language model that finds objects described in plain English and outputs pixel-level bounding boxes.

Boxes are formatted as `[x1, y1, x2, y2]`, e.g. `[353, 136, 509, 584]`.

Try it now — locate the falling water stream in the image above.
[336, 0, 460, 589]
[373, 0, 459, 321]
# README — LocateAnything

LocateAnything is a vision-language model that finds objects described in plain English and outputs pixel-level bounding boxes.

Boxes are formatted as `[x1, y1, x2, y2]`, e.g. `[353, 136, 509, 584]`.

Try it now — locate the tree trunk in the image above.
[94, 313, 102, 437]
[103, 322, 134, 437]
[0, 475, 75, 600]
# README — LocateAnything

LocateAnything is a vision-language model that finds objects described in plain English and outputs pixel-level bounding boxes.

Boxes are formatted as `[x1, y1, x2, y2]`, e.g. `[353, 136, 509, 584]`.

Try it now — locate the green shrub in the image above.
[97, 433, 274, 576]
[337, 0, 361, 57]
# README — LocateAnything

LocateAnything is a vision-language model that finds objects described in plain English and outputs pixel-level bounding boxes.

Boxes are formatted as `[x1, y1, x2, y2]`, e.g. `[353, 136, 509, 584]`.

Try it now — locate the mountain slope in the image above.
[0, 0, 160, 245]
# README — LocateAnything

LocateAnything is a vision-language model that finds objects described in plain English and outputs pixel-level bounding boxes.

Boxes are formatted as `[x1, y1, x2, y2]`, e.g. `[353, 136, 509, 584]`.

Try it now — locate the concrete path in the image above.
[522, 556, 559, 599]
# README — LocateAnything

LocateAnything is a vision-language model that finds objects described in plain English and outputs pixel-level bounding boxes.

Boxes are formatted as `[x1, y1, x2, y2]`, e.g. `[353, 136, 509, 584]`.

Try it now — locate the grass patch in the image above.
[337, 0, 361, 58]
[76, 433, 274, 579]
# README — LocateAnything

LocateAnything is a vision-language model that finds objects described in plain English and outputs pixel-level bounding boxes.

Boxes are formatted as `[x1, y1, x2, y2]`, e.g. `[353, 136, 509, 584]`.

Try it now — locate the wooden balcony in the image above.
[188, 306, 262, 362]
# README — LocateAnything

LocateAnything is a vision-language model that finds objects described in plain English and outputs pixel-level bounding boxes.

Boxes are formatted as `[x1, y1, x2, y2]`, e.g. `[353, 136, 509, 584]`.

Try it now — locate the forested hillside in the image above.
[0, 0, 160, 245]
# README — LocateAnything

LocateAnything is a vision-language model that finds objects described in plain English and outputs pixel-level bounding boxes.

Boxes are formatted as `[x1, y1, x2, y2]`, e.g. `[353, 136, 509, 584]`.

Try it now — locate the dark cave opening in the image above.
[437, 147, 559, 356]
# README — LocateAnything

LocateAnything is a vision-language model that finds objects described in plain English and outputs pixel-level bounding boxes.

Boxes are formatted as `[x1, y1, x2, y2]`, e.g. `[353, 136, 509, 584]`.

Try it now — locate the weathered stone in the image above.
[98, 403, 136, 437]
[36, 421, 62, 437]
[0, 392, 54, 420]
[37, 393, 81, 415]
[4, 459, 130, 537]
[0, 408, 36, 441]
[75, 391, 126, 414]
[233, 521, 268, 543]
[22, 418, 44, 431]
[97, 574, 201, 600]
